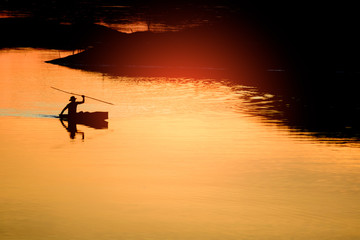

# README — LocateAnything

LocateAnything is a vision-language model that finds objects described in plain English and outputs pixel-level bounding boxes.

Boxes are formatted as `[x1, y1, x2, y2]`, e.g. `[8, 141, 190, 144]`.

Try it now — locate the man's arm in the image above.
[78, 95, 85, 104]
[59, 104, 69, 116]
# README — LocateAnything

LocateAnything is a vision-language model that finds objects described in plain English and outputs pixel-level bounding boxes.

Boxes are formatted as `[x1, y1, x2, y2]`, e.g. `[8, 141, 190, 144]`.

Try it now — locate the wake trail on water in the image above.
[0, 109, 59, 119]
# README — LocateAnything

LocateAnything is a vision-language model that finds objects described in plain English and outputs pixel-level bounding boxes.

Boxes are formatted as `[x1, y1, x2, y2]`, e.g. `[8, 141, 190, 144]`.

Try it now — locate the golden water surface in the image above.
[1, 49, 360, 240]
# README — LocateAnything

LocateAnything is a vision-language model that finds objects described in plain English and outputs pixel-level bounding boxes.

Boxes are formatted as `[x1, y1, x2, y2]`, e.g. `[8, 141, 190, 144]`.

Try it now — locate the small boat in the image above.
[59, 111, 108, 129]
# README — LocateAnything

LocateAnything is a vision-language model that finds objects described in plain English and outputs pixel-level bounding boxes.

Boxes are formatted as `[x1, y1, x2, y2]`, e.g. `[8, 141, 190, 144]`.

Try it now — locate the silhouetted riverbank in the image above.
[44, 21, 360, 102]
[0, 17, 120, 50]
[2, 2, 359, 99]
[46, 23, 285, 86]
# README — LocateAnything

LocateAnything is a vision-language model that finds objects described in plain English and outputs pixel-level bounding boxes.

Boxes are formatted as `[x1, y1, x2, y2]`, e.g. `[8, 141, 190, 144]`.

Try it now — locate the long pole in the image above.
[51, 87, 115, 105]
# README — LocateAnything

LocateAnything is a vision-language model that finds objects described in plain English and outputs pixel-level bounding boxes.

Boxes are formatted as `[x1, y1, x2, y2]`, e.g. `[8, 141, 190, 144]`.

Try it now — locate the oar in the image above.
[51, 87, 115, 105]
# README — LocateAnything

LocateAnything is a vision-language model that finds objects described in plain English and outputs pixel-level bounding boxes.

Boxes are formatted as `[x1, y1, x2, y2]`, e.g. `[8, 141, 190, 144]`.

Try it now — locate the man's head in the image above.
[69, 96, 76, 102]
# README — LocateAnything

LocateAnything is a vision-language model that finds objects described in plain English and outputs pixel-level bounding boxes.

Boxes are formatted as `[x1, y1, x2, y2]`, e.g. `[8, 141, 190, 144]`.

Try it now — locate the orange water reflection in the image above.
[100, 21, 202, 33]
[1, 49, 360, 239]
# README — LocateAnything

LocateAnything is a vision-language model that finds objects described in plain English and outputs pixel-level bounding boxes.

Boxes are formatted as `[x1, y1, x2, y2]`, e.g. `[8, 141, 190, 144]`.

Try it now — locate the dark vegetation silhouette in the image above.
[0, 17, 120, 50]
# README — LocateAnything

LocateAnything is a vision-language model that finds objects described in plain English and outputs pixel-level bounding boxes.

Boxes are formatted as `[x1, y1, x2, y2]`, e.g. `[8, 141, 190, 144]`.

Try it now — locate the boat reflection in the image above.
[59, 111, 109, 140]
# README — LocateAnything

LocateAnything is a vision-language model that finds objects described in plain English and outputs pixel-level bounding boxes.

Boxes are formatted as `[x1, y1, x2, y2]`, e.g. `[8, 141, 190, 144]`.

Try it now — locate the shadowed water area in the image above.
[1, 1, 360, 240]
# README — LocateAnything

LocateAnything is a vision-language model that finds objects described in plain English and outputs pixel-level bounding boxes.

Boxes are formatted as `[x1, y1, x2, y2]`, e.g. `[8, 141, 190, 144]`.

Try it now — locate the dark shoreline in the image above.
[0, 17, 120, 50]
[1, 15, 358, 97]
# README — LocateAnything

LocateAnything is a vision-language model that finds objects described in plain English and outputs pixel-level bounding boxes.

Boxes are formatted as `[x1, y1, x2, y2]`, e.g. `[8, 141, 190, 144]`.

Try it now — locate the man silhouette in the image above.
[59, 95, 85, 117]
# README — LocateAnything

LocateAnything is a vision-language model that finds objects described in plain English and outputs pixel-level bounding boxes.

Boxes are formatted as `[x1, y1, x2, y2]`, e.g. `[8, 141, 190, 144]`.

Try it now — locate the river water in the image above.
[1, 48, 360, 240]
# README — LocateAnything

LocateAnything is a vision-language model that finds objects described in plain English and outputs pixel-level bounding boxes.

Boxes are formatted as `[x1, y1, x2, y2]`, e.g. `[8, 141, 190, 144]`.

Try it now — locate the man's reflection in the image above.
[60, 118, 84, 140]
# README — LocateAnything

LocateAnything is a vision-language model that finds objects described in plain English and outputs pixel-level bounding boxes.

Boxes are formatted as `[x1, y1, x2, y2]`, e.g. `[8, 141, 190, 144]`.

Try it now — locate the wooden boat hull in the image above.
[60, 111, 108, 129]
